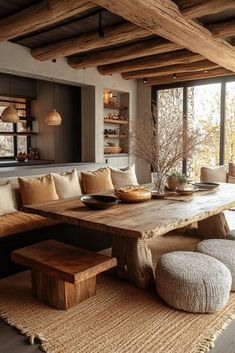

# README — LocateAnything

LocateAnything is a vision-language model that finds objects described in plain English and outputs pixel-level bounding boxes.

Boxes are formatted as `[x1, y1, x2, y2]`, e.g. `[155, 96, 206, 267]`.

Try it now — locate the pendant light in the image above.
[1, 73, 19, 123]
[45, 79, 62, 126]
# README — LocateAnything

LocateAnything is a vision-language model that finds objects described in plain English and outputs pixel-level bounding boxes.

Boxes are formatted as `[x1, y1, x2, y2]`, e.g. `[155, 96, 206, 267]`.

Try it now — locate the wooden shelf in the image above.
[104, 104, 127, 110]
[104, 119, 128, 125]
[104, 134, 119, 138]
[0, 131, 37, 136]
[104, 134, 128, 138]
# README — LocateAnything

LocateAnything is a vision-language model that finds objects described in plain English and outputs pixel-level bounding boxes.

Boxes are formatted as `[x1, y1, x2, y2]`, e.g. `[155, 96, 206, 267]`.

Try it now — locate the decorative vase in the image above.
[151, 172, 166, 198]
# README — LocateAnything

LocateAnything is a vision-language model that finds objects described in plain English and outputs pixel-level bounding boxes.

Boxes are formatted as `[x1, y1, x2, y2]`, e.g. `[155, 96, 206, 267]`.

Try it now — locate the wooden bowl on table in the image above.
[115, 186, 152, 203]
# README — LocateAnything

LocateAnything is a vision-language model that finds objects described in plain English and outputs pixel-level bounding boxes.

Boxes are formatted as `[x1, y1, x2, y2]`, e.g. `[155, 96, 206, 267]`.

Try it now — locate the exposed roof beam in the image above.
[121, 60, 219, 80]
[0, 0, 97, 42]
[98, 50, 202, 75]
[207, 19, 235, 39]
[91, 0, 235, 73]
[146, 68, 234, 86]
[180, 0, 235, 19]
[31, 22, 150, 61]
[68, 38, 182, 69]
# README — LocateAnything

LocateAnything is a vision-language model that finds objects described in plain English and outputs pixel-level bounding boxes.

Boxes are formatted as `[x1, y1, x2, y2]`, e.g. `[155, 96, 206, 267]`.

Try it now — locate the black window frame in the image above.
[152, 74, 235, 175]
[0, 97, 32, 160]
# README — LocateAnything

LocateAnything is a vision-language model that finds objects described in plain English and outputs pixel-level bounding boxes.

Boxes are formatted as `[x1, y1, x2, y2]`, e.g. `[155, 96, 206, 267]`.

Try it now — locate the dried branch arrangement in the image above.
[130, 103, 212, 176]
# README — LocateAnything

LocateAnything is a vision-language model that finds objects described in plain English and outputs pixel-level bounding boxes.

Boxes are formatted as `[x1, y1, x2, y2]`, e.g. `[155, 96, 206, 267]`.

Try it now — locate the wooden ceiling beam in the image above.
[180, 0, 235, 19]
[68, 38, 182, 69]
[31, 22, 150, 61]
[146, 68, 234, 86]
[91, 0, 235, 73]
[0, 0, 97, 42]
[207, 19, 235, 39]
[98, 50, 202, 75]
[121, 60, 219, 80]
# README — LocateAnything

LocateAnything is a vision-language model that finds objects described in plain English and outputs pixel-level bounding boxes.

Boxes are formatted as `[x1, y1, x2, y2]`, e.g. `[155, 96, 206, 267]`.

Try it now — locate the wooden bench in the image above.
[11, 240, 117, 310]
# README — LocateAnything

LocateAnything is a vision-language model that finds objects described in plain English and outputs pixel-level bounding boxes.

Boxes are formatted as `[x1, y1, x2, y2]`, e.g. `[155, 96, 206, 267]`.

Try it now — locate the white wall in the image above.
[0, 41, 137, 163]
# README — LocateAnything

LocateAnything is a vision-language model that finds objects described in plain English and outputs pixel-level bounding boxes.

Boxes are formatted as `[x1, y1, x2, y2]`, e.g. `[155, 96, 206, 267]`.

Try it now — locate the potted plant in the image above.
[176, 173, 188, 190]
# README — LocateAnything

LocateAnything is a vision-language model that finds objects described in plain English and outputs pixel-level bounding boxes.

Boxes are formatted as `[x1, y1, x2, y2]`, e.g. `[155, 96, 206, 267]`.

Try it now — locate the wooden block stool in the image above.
[12, 240, 117, 310]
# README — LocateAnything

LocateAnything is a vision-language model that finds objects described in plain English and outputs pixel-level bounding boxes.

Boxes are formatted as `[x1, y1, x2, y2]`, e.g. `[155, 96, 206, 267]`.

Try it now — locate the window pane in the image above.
[157, 87, 183, 172]
[187, 84, 221, 180]
[225, 82, 235, 164]
[17, 136, 27, 153]
[0, 136, 14, 157]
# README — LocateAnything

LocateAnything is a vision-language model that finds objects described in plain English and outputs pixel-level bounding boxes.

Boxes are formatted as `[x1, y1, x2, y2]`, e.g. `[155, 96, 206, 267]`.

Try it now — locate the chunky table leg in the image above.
[31, 270, 96, 310]
[112, 236, 154, 290]
[197, 212, 230, 239]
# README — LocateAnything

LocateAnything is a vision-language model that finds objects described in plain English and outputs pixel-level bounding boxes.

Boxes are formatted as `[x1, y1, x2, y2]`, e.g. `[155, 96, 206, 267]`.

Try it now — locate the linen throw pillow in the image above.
[81, 168, 114, 194]
[0, 182, 17, 215]
[200, 165, 227, 183]
[18, 174, 59, 205]
[52, 169, 82, 199]
[111, 165, 139, 187]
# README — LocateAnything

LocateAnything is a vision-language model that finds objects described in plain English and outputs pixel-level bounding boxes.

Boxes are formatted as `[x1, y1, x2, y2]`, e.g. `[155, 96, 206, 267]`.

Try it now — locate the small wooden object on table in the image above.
[11, 240, 117, 310]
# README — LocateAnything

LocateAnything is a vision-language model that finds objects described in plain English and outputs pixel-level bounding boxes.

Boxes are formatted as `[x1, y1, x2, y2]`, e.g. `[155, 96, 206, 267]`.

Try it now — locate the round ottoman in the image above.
[155, 251, 231, 313]
[196, 239, 235, 291]
[227, 229, 235, 240]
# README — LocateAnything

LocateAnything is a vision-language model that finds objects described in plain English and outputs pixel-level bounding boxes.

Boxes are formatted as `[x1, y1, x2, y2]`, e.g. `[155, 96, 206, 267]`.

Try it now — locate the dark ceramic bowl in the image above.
[80, 194, 119, 210]
[193, 182, 219, 190]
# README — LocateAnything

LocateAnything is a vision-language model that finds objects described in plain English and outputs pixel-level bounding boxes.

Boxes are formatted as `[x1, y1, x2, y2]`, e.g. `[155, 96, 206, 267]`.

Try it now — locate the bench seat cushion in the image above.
[0, 212, 58, 238]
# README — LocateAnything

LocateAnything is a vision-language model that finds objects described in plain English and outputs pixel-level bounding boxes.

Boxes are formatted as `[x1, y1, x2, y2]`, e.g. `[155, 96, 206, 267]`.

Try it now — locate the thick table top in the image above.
[11, 240, 117, 284]
[23, 183, 235, 239]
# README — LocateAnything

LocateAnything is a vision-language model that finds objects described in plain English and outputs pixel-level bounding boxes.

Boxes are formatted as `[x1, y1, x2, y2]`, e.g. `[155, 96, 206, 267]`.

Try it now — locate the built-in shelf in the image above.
[104, 119, 128, 125]
[0, 131, 37, 136]
[104, 153, 129, 157]
[104, 104, 127, 110]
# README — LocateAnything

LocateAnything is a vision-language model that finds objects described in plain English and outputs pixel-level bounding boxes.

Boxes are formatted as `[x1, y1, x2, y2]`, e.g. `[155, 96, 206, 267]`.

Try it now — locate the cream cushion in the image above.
[81, 168, 114, 194]
[18, 174, 59, 205]
[0, 182, 17, 216]
[111, 165, 138, 187]
[155, 251, 231, 313]
[200, 165, 227, 183]
[52, 169, 81, 199]
[196, 239, 235, 291]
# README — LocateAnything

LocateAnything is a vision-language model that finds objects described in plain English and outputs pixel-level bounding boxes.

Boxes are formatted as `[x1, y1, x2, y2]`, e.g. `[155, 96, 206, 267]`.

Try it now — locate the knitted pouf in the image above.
[227, 229, 235, 240]
[196, 239, 235, 291]
[155, 251, 231, 313]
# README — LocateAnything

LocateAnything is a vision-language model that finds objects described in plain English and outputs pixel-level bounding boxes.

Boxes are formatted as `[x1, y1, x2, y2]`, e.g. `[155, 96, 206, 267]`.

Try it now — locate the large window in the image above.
[0, 97, 30, 158]
[154, 77, 235, 179]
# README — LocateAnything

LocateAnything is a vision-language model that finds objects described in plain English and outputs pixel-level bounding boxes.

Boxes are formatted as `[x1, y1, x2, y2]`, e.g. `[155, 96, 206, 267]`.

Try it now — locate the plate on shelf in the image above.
[80, 195, 119, 210]
[192, 182, 219, 190]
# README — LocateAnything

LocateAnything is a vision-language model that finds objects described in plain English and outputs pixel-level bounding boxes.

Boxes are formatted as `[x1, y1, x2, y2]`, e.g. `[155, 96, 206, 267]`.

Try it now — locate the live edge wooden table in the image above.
[22, 183, 235, 291]
[11, 240, 117, 310]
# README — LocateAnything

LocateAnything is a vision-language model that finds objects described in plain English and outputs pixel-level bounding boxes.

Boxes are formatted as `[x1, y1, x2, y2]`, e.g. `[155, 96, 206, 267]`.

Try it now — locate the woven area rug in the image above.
[0, 272, 235, 353]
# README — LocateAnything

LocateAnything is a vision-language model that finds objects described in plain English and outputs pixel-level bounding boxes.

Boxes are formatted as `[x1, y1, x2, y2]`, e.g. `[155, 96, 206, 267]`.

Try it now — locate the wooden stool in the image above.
[12, 240, 117, 310]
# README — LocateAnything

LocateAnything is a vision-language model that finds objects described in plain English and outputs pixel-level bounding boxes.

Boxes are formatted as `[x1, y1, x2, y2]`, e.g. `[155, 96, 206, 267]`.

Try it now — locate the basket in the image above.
[104, 146, 122, 154]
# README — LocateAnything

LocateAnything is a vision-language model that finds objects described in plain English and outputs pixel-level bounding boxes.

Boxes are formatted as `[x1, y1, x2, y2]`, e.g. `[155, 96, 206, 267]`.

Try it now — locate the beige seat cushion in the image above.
[200, 165, 227, 183]
[0, 211, 58, 238]
[18, 174, 59, 205]
[111, 165, 138, 187]
[52, 169, 82, 199]
[0, 182, 17, 216]
[81, 168, 114, 194]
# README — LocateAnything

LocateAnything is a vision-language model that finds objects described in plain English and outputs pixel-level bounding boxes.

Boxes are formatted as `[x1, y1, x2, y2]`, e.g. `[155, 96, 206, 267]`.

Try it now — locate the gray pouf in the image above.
[227, 229, 235, 240]
[196, 239, 235, 291]
[155, 251, 231, 313]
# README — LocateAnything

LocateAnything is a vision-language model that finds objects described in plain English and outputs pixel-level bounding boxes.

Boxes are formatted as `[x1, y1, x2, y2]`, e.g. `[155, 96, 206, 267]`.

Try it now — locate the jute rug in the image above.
[0, 271, 235, 353]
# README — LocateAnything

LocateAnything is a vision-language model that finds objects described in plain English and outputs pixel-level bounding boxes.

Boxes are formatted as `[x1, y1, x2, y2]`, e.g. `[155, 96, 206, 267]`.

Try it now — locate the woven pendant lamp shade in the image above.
[45, 109, 62, 126]
[1, 105, 19, 123]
